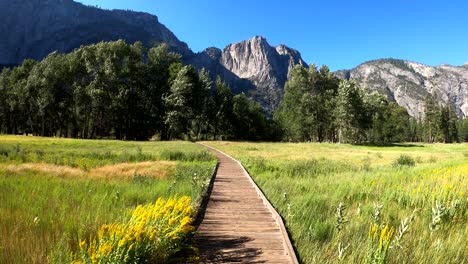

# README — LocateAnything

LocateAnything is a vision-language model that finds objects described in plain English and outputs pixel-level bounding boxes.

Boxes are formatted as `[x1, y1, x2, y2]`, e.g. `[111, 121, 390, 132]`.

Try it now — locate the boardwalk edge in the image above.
[193, 159, 219, 228]
[198, 143, 300, 264]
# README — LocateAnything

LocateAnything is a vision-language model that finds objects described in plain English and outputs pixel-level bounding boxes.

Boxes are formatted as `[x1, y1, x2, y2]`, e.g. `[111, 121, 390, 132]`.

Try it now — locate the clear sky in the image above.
[76, 0, 468, 71]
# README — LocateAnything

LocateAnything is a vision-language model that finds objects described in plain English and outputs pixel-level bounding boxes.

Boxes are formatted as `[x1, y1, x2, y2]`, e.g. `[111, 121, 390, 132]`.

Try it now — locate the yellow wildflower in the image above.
[79, 239, 87, 250]
[378, 225, 394, 251]
[369, 223, 378, 240]
[98, 242, 113, 257]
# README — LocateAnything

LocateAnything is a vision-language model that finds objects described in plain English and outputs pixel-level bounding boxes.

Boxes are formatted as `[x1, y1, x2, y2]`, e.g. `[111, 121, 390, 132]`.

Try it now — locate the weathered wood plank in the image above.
[195, 144, 298, 263]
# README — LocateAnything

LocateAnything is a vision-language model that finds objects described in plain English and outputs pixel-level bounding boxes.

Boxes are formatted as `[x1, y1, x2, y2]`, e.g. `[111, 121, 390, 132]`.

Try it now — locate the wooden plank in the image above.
[195, 144, 299, 264]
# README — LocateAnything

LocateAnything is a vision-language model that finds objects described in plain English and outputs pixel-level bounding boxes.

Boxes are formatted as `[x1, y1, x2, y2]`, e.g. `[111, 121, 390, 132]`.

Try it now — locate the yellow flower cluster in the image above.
[369, 224, 394, 250]
[74, 195, 195, 264]
[378, 225, 394, 252]
[367, 223, 395, 263]
[396, 164, 468, 206]
[422, 164, 466, 201]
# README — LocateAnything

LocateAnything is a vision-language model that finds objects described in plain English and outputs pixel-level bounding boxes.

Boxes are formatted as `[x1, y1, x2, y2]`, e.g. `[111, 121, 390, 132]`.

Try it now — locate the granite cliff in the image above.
[335, 59, 468, 118]
[0, 0, 191, 65]
[1, 0, 467, 118]
[190, 36, 307, 112]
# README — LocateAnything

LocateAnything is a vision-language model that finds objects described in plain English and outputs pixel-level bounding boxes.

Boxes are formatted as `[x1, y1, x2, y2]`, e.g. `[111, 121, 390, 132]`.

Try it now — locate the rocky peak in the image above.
[191, 36, 307, 112]
[337, 59, 468, 118]
[221, 36, 277, 80]
[202, 47, 222, 60]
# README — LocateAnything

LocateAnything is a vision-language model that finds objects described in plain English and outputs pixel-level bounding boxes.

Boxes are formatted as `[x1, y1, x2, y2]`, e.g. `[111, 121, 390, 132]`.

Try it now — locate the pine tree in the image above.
[423, 95, 440, 143]
[163, 65, 197, 139]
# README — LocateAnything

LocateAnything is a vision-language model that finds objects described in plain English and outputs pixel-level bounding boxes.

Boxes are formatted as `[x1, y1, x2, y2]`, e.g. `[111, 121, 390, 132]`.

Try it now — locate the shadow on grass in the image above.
[354, 143, 425, 148]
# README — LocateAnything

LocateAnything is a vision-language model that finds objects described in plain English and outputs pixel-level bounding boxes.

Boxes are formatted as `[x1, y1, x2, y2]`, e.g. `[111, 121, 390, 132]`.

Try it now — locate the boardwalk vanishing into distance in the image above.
[195, 144, 298, 263]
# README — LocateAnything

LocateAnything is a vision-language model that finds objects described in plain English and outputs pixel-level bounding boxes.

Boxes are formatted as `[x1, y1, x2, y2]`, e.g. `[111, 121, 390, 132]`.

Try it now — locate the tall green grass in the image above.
[0, 136, 211, 169]
[0, 136, 215, 264]
[205, 142, 467, 263]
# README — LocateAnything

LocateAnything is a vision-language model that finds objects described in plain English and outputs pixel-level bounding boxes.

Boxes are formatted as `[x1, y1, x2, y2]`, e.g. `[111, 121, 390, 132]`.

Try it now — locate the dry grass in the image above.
[3, 161, 176, 181]
[91, 161, 175, 179]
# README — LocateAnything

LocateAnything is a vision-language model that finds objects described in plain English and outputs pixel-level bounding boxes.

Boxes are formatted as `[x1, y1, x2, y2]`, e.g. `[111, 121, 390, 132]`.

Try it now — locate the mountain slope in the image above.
[1, 1, 305, 113]
[0, 0, 191, 65]
[335, 59, 468, 118]
[2, 1, 466, 118]
[190, 36, 307, 112]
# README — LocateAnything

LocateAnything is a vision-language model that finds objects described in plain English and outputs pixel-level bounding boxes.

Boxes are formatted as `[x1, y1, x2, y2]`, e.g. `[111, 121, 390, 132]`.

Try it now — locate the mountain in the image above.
[335, 59, 468, 118]
[1, 0, 304, 113]
[2, 1, 466, 118]
[190, 36, 307, 112]
[0, 0, 191, 65]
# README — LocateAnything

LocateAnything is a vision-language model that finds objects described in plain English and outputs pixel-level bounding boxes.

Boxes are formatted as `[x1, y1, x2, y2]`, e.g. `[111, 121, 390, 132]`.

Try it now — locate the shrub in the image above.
[392, 154, 416, 167]
[428, 156, 438, 163]
[74, 196, 195, 264]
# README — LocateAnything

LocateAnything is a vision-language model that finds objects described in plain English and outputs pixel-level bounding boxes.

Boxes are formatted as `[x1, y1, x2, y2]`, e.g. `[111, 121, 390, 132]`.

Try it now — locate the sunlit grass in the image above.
[204, 141, 467, 263]
[3, 161, 176, 180]
[209, 141, 466, 166]
[0, 135, 211, 169]
[0, 136, 215, 264]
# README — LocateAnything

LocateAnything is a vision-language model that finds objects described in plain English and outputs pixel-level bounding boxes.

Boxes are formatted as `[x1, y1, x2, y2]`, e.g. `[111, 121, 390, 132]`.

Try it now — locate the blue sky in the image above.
[76, 0, 468, 70]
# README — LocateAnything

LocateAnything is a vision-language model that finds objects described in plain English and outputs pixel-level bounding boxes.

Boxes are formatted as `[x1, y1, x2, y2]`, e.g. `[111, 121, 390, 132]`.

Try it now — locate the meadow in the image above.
[0, 136, 216, 263]
[203, 142, 467, 263]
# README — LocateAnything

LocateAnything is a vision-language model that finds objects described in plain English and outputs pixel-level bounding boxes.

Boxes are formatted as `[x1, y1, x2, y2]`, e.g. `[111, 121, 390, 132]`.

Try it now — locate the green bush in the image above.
[392, 154, 416, 167]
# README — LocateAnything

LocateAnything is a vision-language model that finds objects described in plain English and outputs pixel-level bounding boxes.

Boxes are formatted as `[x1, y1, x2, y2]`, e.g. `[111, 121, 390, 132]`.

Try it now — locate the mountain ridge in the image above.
[0, 0, 192, 65]
[1, 0, 467, 118]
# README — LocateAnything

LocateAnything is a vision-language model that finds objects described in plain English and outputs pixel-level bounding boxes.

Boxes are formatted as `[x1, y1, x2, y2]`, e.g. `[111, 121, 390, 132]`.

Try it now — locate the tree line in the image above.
[0, 40, 466, 143]
[0, 40, 275, 141]
[274, 65, 468, 144]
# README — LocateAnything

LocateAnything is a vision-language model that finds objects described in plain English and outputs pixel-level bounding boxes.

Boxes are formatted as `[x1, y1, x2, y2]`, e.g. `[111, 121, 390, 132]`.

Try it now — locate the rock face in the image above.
[1, 1, 305, 112]
[190, 36, 307, 112]
[0, 0, 191, 65]
[3, 1, 466, 118]
[336, 59, 468, 118]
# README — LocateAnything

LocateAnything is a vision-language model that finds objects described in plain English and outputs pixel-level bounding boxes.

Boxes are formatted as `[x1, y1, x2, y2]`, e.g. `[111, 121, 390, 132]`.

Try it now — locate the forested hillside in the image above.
[2, 1, 467, 121]
[1, 41, 467, 143]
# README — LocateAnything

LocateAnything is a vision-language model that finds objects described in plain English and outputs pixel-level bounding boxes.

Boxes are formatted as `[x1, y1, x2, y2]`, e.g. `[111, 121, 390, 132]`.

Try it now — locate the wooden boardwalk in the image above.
[195, 144, 298, 263]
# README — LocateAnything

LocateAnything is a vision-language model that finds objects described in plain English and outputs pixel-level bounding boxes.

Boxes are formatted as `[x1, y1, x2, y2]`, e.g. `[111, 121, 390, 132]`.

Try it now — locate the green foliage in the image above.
[275, 64, 465, 144]
[164, 65, 199, 138]
[275, 65, 415, 144]
[275, 65, 339, 142]
[1, 40, 465, 143]
[458, 118, 468, 142]
[0, 40, 278, 141]
[392, 154, 416, 167]
[422, 95, 461, 143]
[231, 93, 270, 140]
[210, 77, 234, 140]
